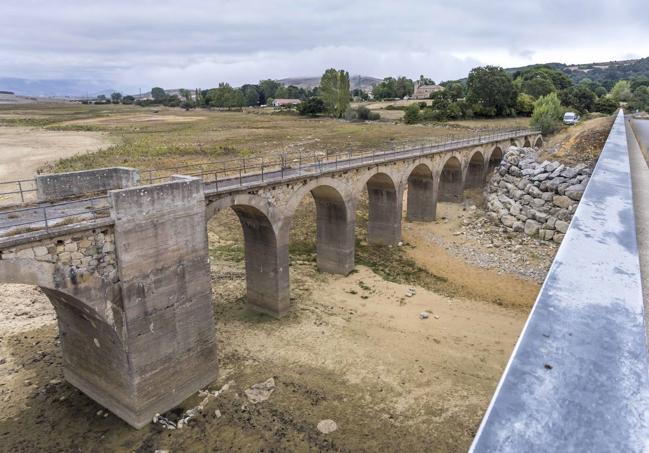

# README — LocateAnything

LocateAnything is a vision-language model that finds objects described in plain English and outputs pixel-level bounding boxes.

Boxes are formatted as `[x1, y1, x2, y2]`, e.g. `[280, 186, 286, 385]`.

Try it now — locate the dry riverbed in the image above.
[0, 199, 549, 452]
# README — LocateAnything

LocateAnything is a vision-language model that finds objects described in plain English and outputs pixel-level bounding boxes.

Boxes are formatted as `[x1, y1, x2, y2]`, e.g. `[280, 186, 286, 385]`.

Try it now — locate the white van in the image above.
[563, 112, 579, 125]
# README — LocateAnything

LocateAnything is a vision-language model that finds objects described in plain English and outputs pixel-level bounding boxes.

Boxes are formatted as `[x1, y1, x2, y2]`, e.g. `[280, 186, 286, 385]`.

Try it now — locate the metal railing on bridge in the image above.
[0, 127, 538, 240]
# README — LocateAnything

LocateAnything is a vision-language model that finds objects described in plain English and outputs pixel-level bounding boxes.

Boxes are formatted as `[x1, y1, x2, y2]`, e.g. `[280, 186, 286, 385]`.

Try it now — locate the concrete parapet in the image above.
[36, 167, 140, 202]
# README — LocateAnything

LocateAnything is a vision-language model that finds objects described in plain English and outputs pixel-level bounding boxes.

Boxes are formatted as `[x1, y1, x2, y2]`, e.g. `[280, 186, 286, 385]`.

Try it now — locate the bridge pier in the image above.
[439, 156, 464, 203]
[366, 173, 402, 245]
[234, 205, 291, 318]
[407, 165, 437, 221]
[108, 177, 218, 428]
[312, 186, 355, 275]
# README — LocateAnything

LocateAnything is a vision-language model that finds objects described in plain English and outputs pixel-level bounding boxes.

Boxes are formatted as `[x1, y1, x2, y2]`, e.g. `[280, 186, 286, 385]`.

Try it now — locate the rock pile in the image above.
[484, 146, 591, 243]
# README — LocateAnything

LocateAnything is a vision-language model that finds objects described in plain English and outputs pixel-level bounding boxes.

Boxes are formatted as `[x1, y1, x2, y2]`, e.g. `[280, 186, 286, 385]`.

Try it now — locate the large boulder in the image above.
[553, 195, 575, 209]
[524, 219, 541, 237]
[565, 184, 586, 201]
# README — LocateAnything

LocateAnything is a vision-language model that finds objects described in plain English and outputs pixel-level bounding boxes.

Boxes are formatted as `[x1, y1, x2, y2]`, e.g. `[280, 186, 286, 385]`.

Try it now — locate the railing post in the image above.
[43, 207, 48, 232]
[261, 157, 264, 181]
[239, 169, 243, 187]
[18, 180, 24, 203]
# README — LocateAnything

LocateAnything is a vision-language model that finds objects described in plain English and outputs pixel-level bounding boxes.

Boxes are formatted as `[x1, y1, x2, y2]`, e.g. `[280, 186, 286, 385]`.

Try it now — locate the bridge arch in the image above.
[207, 199, 288, 317]
[438, 155, 464, 203]
[403, 162, 436, 221]
[0, 257, 129, 411]
[360, 171, 403, 245]
[488, 146, 504, 172]
[523, 137, 532, 147]
[534, 135, 543, 148]
[465, 150, 485, 188]
[284, 179, 355, 275]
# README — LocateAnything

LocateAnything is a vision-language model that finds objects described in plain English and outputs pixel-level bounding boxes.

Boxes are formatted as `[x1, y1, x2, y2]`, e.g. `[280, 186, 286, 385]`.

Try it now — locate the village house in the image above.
[272, 98, 302, 107]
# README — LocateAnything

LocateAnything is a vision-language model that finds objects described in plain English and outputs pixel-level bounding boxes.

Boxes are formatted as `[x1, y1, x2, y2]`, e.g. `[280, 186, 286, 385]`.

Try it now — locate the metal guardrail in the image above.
[0, 127, 538, 239]
[470, 111, 649, 452]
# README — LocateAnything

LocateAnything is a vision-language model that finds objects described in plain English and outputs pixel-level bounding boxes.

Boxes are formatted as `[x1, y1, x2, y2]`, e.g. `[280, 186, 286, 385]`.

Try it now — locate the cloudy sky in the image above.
[1, 0, 647, 95]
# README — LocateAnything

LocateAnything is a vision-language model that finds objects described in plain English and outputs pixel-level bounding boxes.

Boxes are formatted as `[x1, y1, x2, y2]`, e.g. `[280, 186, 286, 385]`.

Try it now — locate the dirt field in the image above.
[0, 126, 110, 181]
[0, 104, 559, 451]
[0, 199, 537, 452]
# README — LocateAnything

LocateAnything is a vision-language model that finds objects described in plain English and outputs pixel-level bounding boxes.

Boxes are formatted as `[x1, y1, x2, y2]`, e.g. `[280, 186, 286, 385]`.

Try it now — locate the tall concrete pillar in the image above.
[313, 186, 355, 275]
[234, 205, 290, 318]
[109, 176, 218, 428]
[406, 167, 436, 222]
[367, 174, 401, 245]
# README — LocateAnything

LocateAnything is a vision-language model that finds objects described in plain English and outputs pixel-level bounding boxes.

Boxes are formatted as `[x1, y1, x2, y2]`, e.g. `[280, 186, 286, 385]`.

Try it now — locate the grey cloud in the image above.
[1, 0, 646, 93]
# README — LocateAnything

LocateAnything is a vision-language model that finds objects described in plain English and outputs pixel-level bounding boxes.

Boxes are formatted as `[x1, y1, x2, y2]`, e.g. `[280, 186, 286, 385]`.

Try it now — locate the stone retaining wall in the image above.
[0, 227, 117, 281]
[484, 146, 591, 242]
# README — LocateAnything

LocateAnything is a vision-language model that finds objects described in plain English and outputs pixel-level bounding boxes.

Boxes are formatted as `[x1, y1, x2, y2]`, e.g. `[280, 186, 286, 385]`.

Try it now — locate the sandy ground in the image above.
[0, 126, 110, 182]
[0, 200, 541, 452]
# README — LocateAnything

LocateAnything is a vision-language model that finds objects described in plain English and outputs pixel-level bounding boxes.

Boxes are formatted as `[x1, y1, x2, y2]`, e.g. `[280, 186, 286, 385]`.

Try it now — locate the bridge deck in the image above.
[0, 128, 536, 241]
[471, 111, 649, 452]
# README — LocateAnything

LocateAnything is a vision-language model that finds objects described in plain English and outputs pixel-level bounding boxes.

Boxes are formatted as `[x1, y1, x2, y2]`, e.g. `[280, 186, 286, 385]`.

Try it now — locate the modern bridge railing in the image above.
[470, 111, 649, 452]
[0, 127, 538, 240]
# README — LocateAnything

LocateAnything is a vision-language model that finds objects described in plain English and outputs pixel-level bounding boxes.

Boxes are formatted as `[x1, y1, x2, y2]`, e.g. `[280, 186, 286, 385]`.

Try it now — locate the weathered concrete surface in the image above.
[109, 176, 218, 428]
[628, 118, 649, 352]
[471, 111, 649, 452]
[36, 167, 140, 201]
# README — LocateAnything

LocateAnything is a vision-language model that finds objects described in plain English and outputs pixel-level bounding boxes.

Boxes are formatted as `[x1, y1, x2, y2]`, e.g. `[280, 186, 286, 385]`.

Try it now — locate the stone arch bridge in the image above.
[0, 129, 541, 428]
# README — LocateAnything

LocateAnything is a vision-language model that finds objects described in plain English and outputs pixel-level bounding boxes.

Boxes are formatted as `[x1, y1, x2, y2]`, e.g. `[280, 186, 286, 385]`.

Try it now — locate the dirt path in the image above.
[0, 126, 110, 181]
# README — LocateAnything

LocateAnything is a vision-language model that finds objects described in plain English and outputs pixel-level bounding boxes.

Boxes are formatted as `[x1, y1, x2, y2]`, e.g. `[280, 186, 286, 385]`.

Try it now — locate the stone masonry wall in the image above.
[485, 146, 591, 243]
[0, 227, 117, 282]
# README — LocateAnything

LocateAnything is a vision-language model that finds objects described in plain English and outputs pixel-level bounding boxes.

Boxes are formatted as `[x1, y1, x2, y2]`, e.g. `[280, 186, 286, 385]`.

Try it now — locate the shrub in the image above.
[297, 97, 325, 116]
[403, 104, 421, 124]
[356, 105, 371, 120]
[531, 92, 563, 134]
[367, 111, 381, 121]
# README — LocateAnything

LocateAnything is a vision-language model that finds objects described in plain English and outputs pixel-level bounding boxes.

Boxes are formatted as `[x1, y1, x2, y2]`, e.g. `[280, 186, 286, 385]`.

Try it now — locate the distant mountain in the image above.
[278, 75, 381, 91]
[0, 77, 115, 98]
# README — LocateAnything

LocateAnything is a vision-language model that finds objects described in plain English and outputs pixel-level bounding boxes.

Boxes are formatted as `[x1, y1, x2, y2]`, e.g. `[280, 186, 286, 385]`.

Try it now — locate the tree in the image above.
[444, 82, 465, 101]
[320, 68, 350, 118]
[352, 88, 369, 101]
[593, 97, 619, 114]
[110, 92, 122, 104]
[629, 86, 649, 112]
[241, 84, 261, 106]
[514, 65, 573, 91]
[521, 77, 554, 98]
[531, 92, 563, 134]
[372, 77, 397, 100]
[560, 85, 596, 113]
[418, 75, 435, 85]
[403, 104, 420, 124]
[466, 66, 517, 117]
[610, 80, 633, 102]
[395, 76, 414, 98]
[151, 87, 166, 102]
[516, 93, 535, 116]
[297, 97, 326, 116]
[207, 83, 244, 109]
[258, 79, 281, 104]
[122, 95, 135, 105]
